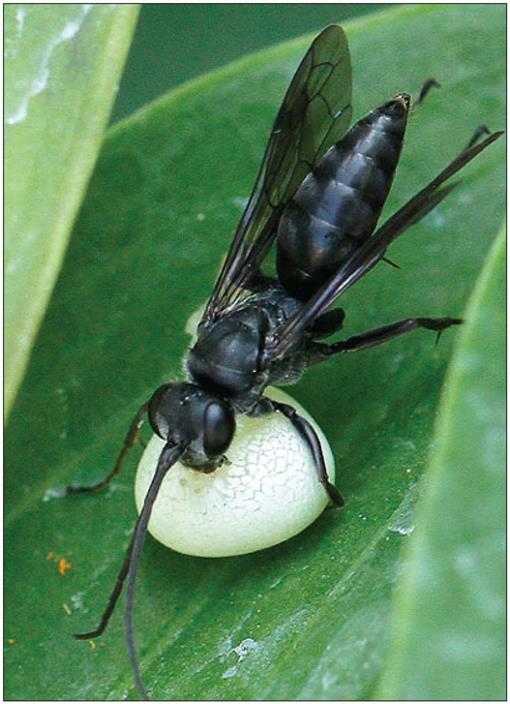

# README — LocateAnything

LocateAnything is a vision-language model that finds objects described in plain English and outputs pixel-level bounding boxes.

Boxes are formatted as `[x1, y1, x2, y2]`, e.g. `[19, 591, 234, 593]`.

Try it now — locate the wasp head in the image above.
[148, 382, 235, 471]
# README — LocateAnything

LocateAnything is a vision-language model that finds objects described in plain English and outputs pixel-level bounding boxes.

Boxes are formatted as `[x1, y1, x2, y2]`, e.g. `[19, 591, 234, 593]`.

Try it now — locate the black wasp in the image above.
[67, 25, 502, 699]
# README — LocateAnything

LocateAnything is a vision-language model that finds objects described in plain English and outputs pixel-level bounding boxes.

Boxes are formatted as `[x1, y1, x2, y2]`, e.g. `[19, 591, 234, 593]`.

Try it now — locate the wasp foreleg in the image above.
[66, 402, 149, 494]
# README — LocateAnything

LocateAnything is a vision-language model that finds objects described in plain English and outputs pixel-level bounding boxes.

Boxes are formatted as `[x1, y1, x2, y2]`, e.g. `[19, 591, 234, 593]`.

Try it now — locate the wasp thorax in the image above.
[188, 310, 267, 395]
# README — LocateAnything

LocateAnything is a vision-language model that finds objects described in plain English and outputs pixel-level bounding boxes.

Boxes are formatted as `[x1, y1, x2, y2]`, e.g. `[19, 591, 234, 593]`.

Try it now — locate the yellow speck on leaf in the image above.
[58, 557, 72, 576]
[62, 603, 72, 616]
[89, 640, 96, 650]
[47, 551, 54, 560]
[7, 639, 16, 645]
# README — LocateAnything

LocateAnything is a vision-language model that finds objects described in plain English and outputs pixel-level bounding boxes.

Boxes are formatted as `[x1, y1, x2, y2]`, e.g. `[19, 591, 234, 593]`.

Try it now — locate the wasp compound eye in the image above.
[203, 401, 235, 457]
[147, 383, 183, 439]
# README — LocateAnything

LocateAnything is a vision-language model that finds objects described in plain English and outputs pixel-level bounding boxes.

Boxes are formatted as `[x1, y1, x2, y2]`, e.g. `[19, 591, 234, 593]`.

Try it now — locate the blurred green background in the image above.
[111, 3, 391, 122]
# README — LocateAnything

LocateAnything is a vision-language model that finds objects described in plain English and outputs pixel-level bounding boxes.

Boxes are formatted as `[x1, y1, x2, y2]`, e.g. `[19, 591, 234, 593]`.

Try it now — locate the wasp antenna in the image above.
[125, 442, 185, 700]
[73, 441, 184, 697]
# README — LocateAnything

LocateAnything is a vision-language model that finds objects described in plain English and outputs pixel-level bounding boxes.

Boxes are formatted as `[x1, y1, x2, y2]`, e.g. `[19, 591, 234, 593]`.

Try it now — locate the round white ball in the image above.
[134, 387, 335, 557]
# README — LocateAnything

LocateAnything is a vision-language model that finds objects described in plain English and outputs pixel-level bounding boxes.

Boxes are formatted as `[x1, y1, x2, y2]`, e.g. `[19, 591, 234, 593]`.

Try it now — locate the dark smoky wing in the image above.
[262, 129, 503, 365]
[201, 25, 352, 327]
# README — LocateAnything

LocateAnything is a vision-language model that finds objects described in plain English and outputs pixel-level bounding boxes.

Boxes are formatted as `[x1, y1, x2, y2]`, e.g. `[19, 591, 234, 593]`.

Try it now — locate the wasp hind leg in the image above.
[415, 78, 441, 106]
[307, 316, 462, 365]
[465, 125, 491, 150]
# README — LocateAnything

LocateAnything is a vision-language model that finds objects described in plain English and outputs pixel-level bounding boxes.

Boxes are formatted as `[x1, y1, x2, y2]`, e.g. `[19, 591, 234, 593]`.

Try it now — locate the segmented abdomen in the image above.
[277, 94, 410, 300]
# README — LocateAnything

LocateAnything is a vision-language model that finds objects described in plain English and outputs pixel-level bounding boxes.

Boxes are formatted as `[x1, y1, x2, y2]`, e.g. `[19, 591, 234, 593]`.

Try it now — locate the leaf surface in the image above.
[4, 5, 505, 700]
[379, 226, 506, 700]
[5, 3, 139, 414]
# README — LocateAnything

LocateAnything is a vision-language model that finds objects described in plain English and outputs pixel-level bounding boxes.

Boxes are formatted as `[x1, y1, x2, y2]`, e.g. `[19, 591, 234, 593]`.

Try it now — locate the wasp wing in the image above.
[262, 130, 503, 364]
[201, 25, 352, 327]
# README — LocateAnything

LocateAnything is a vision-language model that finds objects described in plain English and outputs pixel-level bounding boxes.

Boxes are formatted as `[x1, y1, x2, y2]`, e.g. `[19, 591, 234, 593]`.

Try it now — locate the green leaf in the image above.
[4, 4, 139, 416]
[378, 226, 506, 700]
[5, 4, 505, 700]
[112, 4, 391, 122]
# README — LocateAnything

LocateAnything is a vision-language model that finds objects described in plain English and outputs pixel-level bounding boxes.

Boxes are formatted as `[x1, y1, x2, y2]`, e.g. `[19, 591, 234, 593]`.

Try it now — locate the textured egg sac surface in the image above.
[135, 387, 335, 557]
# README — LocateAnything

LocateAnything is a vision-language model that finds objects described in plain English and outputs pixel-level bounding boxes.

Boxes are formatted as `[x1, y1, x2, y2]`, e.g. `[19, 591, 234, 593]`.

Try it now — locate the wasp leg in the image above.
[382, 256, 400, 269]
[308, 308, 345, 338]
[415, 78, 441, 106]
[74, 535, 134, 640]
[308, 316, 462, 364]
[245, 270, 279, 292]
[66, 402, 149, 494]
[465, 125, 491, 150]
[258, 397, 344, 508]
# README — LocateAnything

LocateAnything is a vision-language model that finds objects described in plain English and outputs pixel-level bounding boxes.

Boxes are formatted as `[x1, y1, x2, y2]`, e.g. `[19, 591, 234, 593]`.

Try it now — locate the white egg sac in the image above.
[135, 387, 335, 557]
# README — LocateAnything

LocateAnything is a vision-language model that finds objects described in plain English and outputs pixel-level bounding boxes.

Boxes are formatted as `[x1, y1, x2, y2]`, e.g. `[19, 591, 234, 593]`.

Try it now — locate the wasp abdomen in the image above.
[277, 95, 410, 300]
